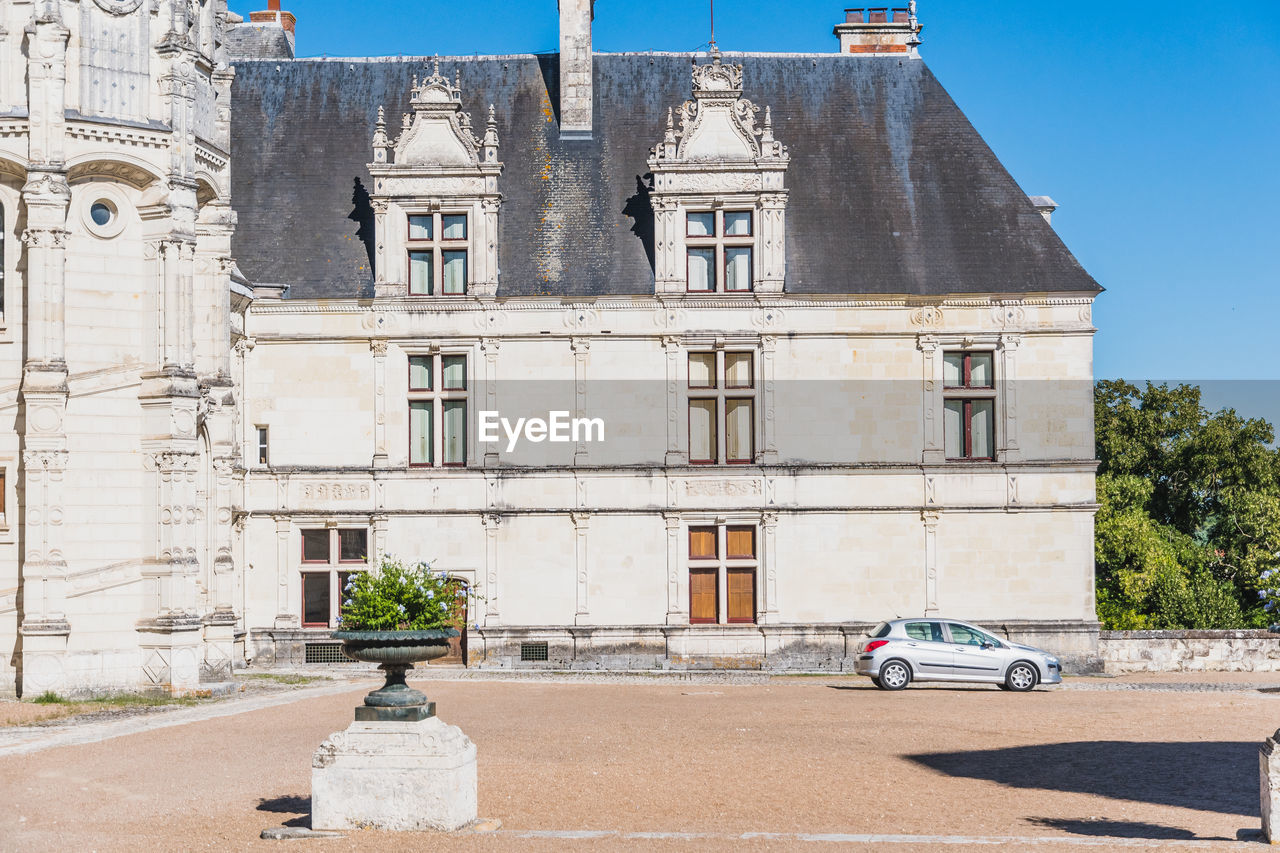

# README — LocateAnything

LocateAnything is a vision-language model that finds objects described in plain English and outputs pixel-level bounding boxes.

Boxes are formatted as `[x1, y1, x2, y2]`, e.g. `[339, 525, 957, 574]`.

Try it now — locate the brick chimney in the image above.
[249, 0, 297, 48]
[834, 4, 922, 55]
[559, 0, 594, 140]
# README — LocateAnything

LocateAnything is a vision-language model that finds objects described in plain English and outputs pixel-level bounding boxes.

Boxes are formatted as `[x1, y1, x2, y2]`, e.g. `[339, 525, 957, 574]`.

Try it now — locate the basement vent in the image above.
[520, 642, 549, 662]
[305, 642, 350, 664]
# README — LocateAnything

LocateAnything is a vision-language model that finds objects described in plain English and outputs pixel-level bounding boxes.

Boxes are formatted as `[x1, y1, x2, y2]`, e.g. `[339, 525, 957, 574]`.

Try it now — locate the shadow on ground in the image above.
[908, 741, 1257, 817]
[1025, 817, 1225, 840]
[257, 795, 311, 828]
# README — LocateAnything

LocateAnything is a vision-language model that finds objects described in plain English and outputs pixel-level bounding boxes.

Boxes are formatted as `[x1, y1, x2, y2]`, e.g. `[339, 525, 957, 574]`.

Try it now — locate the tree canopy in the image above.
[1094, 380, 1280, 628]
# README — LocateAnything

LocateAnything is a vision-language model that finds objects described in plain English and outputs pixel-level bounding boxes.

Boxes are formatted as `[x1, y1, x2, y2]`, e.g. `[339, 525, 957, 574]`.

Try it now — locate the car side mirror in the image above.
[981, 641, 995, 650]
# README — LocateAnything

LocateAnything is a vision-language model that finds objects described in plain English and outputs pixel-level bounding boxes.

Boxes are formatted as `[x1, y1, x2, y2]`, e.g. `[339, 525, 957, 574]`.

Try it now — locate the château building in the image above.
[0, 1, 1102, 696]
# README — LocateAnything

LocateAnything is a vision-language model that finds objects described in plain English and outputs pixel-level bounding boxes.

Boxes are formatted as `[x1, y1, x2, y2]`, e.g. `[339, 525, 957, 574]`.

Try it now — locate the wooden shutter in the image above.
[726, 526, 755, 559]
[689, 527, 717, 559]
[727, 568, 756, 623]
[689, 568, 718, 623]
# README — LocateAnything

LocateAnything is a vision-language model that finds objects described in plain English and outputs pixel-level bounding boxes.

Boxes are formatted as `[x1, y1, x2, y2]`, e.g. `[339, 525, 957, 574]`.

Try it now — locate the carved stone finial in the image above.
[665, 107, 676, 143]
[372, 105, 390, 162]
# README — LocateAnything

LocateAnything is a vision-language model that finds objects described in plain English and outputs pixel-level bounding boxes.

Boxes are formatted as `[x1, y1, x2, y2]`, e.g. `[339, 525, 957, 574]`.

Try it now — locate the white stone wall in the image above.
[239, 295, 1099, 645]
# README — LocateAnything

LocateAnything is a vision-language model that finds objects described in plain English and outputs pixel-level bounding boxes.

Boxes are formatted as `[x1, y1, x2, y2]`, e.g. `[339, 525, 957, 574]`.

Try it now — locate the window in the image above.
[948, 623, 1001, 648]
[256, 426, 269, 466]
[904, 621, 945, 643]
[686, 210, 753, 292]
[408, 353, 468, 467]
[943, 351, 995, 460]
[407, 213, 468, 295]
[299, 527, 368, 628]
[688, 523, 758, 624]
[688, 351, 756, 464]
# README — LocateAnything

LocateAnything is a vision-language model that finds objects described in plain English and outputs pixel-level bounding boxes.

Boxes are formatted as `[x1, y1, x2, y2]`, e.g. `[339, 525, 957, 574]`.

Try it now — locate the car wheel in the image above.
[878, 659, 911, 691]
[1005, 661, 1038, 692]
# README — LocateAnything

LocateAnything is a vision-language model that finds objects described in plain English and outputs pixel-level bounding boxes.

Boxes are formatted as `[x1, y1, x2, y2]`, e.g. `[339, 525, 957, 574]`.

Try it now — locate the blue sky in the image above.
[229, 2, 1280, 395]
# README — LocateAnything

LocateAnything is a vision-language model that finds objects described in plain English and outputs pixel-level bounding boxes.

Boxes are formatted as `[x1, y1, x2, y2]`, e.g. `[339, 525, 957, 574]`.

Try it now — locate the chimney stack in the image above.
[834, 4, 921, 55]
[559, 0, 594, 140]
[1029, 196, 1058, 225]
[249, 0, 297, 41]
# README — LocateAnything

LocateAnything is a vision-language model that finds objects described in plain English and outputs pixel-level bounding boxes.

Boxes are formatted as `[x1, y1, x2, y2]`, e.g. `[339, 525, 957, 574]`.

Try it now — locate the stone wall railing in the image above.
[1101, 630, 1280, 673]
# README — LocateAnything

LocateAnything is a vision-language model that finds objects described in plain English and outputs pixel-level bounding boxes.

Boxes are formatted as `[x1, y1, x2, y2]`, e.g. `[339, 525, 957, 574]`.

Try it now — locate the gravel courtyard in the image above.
[1, 673, 1277, 852]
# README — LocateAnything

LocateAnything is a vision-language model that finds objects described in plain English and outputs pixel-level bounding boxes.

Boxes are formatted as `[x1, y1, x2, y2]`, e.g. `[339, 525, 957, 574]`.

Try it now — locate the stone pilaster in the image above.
[917, 335, 944, 464]
[571, 336, 590, 465]
[371, 338, 389, 467]
[17, 33, 73, 689]
[572, 512, 590, 624]
[662, 335, 684, 465]
[273, 514, 297, 628]
[480, 339, 500, 466]
[998, 333, 1022, 463]
[481, 514, 501, 626]
[664, 512, 685, 624]
[756, 192, 787, 293]
[923, 510, 940, 616]
[1261, 730, 1280, 842]
[759, 511, 779, 623]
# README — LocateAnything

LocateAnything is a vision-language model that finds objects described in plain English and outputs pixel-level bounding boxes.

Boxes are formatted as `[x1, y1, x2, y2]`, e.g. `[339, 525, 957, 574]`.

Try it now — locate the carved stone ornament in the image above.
[651, 49, 788, 164]
[93, 0, 145, 14]
[373, 59, 500, 170]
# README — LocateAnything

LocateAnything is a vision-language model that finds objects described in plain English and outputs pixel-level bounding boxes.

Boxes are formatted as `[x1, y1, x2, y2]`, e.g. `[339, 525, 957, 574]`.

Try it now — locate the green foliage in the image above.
[1094, 381, 1280, 628]
[338, 554, 467, 631]
[31, 691, 63, 705]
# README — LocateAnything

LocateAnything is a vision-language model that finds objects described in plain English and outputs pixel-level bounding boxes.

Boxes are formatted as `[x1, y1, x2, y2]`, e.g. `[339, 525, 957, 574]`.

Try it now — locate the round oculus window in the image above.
[90, 202, 115, 227]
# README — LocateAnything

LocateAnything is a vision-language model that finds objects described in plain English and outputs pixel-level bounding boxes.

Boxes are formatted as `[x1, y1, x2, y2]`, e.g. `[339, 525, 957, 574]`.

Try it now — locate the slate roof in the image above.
[228, 53, 1101, 299]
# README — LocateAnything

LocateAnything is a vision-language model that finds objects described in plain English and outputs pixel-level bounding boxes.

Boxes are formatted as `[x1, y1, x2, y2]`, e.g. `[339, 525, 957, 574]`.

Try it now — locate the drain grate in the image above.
[305, 642, 350, 664]
[520, 641, 549, 662]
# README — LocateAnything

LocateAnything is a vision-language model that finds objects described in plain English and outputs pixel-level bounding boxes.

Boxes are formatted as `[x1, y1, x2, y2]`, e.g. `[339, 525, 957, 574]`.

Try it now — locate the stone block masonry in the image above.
[1101, 630, 1280, 673]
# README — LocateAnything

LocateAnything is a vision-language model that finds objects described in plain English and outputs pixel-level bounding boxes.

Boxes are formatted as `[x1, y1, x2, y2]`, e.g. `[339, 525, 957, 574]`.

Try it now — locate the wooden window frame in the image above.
[299, 527, 371, 628]
[406, 211, 469, 296]
[688, 522, 759, 625]
[685, 209, 755, 293]
[255, 426, 269, 466]
[943, 350, 997, 462]
[408, 353, 469, 468]
[687, 350, 758, 465]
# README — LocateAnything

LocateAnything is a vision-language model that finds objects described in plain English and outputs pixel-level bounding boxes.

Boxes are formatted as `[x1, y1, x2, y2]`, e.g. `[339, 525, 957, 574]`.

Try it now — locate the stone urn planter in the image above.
[333, 628, 459, 722]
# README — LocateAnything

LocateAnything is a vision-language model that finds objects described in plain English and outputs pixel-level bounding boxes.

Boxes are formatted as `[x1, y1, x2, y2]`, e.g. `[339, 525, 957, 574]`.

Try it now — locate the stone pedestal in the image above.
[1262, 730, 1280, 842]
[311, 716, 477, 832]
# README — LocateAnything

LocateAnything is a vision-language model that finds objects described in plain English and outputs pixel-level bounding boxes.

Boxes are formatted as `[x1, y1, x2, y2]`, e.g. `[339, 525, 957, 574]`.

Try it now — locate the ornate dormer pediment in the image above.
[648, 50, 789, 296]
[374, 61, 500, 170]
[369, 61, 503, 299]
[650, 52, 787, 164]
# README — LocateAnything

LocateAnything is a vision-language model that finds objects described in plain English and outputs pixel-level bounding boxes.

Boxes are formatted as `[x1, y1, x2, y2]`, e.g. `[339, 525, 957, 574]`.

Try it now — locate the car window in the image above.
[903, 621, 944, 643]
[870, 622, 892, 639]
[949, 623, 999, 647]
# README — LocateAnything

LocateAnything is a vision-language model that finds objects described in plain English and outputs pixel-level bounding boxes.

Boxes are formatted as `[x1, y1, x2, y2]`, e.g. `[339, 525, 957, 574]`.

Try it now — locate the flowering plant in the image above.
[337, 554, 466, 631]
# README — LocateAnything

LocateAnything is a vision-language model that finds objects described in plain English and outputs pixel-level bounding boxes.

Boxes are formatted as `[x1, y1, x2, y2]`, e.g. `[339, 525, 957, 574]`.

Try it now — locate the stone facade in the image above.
[1, 2, 1108, 695]
[0, 0, 243, 697]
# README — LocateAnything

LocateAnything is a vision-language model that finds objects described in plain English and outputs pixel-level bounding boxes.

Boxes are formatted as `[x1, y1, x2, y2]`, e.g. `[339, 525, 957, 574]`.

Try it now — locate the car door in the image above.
[900, 620, 953, 677]
[945, 622, 1007, 682]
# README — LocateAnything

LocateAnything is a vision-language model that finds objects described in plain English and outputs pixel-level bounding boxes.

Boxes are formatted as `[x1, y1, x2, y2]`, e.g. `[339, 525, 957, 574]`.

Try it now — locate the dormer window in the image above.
[649, 50, 789, 296]
[407, 213, 469, 295]
[368, 60, 503, 299]
[686, 211, 753, 293]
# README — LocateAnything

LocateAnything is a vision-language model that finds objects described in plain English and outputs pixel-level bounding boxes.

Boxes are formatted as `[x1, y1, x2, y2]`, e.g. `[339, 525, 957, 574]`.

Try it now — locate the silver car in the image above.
[853, 618, 1062, 691]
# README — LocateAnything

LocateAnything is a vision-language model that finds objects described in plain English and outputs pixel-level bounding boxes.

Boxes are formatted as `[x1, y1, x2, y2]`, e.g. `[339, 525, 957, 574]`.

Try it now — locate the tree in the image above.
[1094, 381, 1280, 628]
